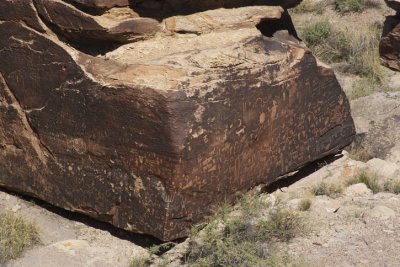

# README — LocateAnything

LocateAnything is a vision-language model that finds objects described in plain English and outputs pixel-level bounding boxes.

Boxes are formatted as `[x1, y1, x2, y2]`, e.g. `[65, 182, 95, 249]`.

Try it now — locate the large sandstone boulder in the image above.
[0, 0, 355, 240]
[380, 2, 400, 71]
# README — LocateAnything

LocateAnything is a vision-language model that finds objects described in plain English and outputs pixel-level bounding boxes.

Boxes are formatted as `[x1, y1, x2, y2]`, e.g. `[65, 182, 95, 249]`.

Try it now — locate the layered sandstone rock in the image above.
[380, 1, 400, 71]
[0, 0, 355, 240]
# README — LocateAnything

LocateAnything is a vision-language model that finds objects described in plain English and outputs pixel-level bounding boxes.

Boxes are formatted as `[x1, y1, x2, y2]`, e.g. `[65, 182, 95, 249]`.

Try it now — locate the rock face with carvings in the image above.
[380, 0, 400, 71]
[0, 0, 355, 240]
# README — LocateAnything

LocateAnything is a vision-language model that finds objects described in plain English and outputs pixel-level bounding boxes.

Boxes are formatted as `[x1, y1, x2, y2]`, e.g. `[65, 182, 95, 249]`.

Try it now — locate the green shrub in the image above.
[0, 212, 40, 262]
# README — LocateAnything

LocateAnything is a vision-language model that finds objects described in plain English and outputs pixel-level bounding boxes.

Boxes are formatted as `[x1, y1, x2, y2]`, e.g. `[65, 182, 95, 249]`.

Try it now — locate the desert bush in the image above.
[258, 209, 303, 242]
[303, 21, 381, 70]
[0, 212, 40, 262]
[312, 182, 343, 197]
[299, 19, 387, 98]
[184, 195, 303, 266]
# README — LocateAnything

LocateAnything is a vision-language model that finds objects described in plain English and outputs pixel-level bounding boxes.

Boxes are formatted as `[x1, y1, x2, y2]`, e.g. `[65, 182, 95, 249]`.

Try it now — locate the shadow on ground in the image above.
[262, 153, 343, 193]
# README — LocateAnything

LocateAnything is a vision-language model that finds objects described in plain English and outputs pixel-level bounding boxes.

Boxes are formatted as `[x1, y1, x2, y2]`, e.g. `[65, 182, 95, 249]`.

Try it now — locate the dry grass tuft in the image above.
[298, 199, 312, 211]
[383, 180, 400, 194]
[347, 172, 381, 193]
[0, 212, 40, 263]
[311, 182, 343, 198]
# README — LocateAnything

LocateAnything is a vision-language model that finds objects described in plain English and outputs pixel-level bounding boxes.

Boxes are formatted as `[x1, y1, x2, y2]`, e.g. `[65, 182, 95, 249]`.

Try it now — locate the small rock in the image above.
[344, 183, 373, 197]
[365, 206, 396, 220]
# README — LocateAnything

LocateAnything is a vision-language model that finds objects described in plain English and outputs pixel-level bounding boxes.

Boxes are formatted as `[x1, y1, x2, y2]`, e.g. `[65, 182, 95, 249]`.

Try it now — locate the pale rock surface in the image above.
[366, 158, 400, 179]
[343, 183, 373, 197]
[364, 205, 396, 220]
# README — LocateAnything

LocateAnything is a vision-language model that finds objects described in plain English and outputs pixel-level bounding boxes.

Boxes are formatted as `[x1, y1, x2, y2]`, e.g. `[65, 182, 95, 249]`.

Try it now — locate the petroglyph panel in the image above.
[0, 1, 355, 240]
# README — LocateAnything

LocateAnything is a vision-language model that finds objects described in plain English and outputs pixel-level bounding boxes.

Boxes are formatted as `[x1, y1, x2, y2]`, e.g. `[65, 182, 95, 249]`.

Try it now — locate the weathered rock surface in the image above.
[0, 0, 355, 240]
[351, 92, 400, 162]
[380, 2, 400, 71]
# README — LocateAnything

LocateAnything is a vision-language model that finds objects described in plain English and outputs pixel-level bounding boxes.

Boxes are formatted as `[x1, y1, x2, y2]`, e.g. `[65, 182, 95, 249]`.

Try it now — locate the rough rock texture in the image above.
[380, 2, 400, 71]
[351, 92, 400, 163]
[0, 0, 355, 240]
